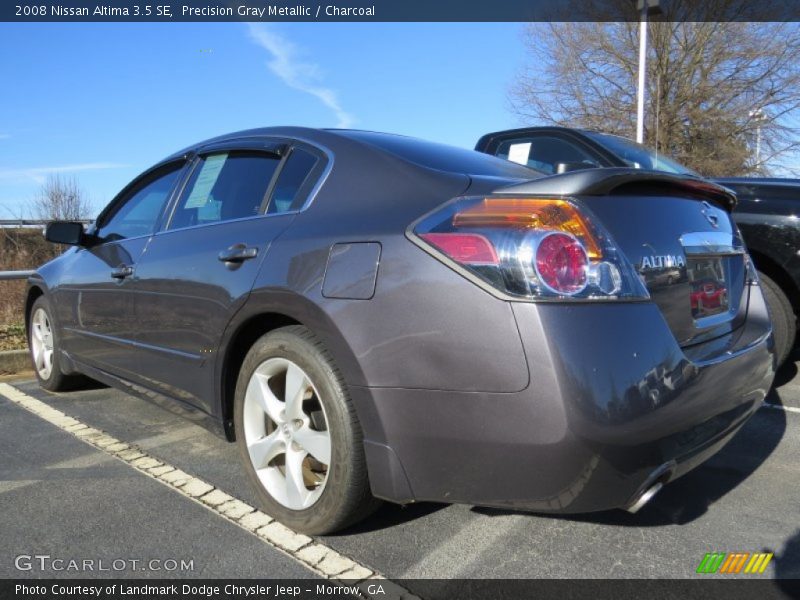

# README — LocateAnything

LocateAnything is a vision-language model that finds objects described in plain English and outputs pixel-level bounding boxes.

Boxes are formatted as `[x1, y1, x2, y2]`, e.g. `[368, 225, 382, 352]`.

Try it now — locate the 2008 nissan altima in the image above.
[27, 127, 775, 533]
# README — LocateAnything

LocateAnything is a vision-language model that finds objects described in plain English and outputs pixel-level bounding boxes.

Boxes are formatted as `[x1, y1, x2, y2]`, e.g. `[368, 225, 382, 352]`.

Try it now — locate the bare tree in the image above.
[30, 174, 92, 221]
[511, 7, 800, 176]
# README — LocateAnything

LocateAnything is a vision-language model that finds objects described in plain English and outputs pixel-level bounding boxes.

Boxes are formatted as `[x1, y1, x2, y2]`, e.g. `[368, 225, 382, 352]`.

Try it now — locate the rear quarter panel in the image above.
[236, 142, 531, 393]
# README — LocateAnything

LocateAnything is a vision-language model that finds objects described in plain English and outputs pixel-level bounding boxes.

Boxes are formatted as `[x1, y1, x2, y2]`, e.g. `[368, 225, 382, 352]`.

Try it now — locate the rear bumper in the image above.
[354, 284, 775, 512]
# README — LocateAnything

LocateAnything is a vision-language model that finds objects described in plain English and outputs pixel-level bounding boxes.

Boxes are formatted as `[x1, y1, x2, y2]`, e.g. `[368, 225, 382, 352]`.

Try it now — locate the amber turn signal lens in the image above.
[452, 198, 602, 260]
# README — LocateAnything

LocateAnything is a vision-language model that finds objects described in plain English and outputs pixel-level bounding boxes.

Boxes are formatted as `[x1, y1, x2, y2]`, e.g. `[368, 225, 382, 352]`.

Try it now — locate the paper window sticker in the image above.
[198, 199, 222, 222]
[507, 142, 532, 166]
[184, 154, 228, 209]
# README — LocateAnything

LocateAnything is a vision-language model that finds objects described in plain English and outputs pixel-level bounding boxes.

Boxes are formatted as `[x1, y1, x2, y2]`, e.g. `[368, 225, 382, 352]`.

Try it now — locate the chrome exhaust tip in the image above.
[625, 481, 663, 514]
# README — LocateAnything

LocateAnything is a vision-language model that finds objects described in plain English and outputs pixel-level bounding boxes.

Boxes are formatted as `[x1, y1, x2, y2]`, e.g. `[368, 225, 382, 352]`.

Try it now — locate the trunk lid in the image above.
[495, 169, 748, 348]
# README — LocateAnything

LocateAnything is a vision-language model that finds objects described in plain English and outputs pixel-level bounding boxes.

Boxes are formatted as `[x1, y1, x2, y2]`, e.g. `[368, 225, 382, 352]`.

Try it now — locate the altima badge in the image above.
[641, 255, 686, 269]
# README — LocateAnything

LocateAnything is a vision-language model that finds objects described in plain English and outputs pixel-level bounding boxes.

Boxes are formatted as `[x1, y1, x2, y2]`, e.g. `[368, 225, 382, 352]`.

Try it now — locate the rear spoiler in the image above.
[495, 168, 737, 212]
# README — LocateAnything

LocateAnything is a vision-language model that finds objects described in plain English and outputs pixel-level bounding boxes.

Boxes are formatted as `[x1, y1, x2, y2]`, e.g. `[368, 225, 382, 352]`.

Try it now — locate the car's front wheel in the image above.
[234, 325, 379, 534]
[28, 296, 78, 391]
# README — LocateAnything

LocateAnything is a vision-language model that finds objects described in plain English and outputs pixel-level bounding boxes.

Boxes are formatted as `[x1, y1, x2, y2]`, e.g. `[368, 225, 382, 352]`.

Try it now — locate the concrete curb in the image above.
[0, 349, 29, 375]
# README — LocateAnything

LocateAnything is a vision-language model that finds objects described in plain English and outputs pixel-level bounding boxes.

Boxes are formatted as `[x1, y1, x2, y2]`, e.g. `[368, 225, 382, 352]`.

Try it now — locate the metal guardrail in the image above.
[2, 220, 88, 278]
[0, 219, 93, 228]
[0, 270, 35, 281]
[2, 221, 83, 278]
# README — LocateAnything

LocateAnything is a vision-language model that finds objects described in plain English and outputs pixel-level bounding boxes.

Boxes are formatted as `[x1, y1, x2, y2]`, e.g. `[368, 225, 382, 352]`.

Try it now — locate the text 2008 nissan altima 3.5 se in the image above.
[27, 127, 775, 534]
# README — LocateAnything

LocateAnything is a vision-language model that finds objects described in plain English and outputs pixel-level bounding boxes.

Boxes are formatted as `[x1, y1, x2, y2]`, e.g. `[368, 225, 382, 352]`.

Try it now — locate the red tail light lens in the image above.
[419, 233, 499, 266]
[410, 196, 648, 301]
[535, 232, 588, 294]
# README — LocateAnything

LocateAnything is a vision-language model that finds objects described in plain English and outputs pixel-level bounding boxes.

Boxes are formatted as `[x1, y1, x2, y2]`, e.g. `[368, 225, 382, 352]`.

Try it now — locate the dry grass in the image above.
[0, 322, 25, 351]
[0, 228, 60, 350]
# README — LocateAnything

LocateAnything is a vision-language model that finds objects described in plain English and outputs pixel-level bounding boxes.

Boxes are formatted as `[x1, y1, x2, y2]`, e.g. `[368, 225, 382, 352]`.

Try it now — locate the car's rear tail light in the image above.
[410, 196, 648, 301]
[535, 232, 588, 294]
[452, 199, 602, 259]
[419, 233, 499, 266]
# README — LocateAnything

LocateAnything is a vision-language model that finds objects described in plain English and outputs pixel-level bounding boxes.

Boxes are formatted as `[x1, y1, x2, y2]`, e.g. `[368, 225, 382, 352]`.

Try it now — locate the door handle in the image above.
[110, 265, 134, 279]
[218, 244, 258, 264]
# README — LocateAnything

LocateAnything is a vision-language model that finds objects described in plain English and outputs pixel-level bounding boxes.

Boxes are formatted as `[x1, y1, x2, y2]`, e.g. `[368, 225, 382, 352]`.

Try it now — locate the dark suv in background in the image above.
[477, 127, 799, 366]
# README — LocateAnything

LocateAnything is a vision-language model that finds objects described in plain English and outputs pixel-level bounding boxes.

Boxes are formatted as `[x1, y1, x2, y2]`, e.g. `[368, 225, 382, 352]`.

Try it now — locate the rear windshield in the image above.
[336, 130, 541, 179]
[584, 131, 698, 176]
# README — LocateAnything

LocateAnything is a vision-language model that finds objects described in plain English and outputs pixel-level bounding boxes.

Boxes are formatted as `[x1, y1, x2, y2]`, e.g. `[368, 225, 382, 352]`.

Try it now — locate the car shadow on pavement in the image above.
[772, 529, 800, 589]
[335, 501, 448, 535]
[473, 361, 792, 529]
[772, 349, 798, 388]
[63, 375, 108, 392]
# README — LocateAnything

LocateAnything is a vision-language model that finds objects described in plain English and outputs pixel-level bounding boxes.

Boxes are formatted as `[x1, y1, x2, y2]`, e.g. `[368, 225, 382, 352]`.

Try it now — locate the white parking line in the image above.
[0, 383, 418, 600]
[401, 510, 525, 579]
[762, 402, 800, 415]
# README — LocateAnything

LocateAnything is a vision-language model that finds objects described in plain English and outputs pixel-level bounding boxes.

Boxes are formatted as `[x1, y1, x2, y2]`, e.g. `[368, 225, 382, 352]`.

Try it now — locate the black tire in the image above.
[233, 325, 380, 534]
[27, 296, 81, 392]
[759, 271, 796, 368]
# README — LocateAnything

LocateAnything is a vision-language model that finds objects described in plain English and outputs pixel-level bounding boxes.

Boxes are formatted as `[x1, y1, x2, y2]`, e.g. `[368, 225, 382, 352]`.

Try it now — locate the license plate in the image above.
[688, 257, 729, 319]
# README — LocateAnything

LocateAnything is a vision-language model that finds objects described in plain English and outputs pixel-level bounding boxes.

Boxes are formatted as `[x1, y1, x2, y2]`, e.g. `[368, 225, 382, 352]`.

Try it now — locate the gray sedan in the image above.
[27, 127, 775, 533]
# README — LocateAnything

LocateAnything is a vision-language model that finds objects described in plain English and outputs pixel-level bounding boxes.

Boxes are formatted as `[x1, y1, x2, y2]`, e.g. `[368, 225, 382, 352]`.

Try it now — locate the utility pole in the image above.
[635, 0, 662, 144]
[750, 108, 765, 171]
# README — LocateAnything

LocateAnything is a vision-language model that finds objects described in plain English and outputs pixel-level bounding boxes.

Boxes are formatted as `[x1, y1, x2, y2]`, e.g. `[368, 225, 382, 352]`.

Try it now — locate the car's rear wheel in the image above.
[759, 271, 796, 368]
[28, 296, 78, 391]
[233, 325, 379, 534]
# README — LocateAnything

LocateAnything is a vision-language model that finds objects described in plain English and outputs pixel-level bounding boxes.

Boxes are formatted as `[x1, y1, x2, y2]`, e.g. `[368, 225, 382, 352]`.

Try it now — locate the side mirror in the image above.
[45, 221, 86, 246]
[555, 161, 596, 174]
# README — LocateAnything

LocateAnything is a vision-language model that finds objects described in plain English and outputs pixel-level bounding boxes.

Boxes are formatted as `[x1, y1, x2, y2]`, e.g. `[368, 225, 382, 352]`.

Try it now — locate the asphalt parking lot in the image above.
[1, 351, 799, 590]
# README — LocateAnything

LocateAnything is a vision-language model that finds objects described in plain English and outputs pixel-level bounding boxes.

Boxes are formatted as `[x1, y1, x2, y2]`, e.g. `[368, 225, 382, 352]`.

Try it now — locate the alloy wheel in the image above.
[30, 307, 54, 380]
[242, 357, 331, 510]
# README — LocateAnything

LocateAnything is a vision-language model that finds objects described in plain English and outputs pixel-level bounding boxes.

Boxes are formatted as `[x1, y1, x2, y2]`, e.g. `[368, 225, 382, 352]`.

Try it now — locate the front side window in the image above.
[169, 151, 280, 229]
[98, 163, 183, 241]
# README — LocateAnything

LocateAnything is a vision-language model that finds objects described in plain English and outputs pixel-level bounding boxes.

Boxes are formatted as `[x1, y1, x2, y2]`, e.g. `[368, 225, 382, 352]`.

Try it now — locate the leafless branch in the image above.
[510, 5, 800, 176]
[29, 174, 92, 221]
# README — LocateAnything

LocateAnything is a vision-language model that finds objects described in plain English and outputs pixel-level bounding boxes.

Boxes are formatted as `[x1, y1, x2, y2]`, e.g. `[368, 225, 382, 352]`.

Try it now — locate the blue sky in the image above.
[0, 22, 529, 217]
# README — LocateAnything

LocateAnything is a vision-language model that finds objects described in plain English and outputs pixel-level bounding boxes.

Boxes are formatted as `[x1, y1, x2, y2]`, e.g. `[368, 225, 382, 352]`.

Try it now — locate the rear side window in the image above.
[268, 148, 320, 214]
[169, 151, 280, 229]
[98, 163, 183, 241]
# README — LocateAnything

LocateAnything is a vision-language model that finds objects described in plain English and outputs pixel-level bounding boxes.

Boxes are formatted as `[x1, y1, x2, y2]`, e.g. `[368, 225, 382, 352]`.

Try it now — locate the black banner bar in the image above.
[4, 0, 800, 22]
[3, 579, 800, 600]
